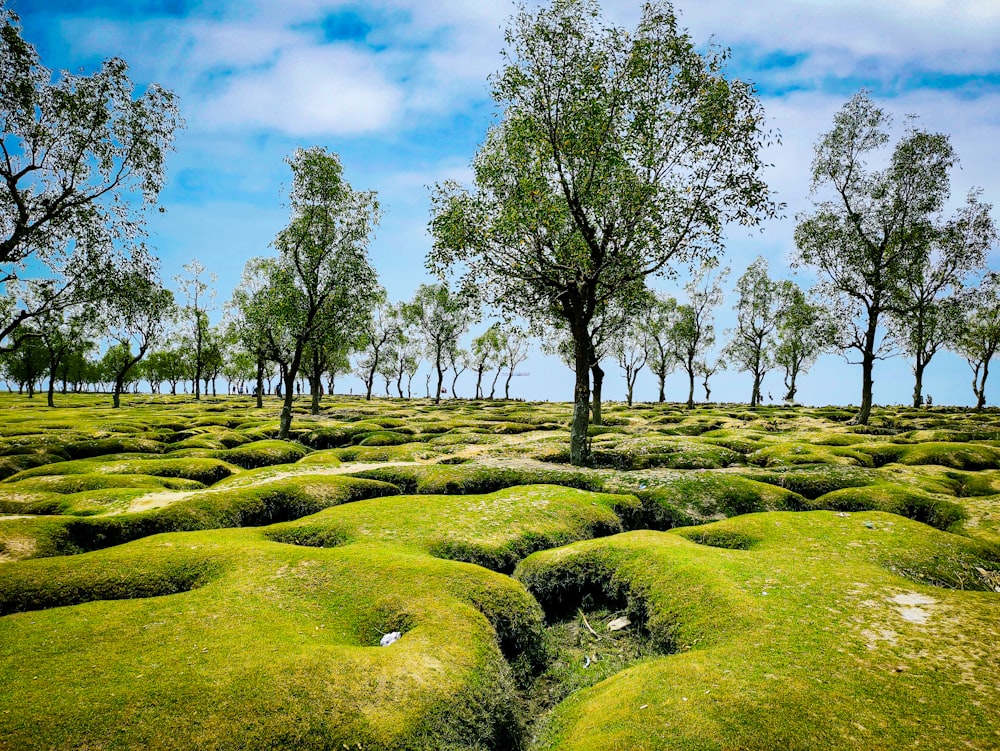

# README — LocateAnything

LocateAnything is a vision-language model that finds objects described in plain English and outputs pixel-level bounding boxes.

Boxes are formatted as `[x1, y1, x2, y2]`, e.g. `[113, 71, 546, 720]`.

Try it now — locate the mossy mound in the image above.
[515, 512, 1000, 750]
[813, 484, 966, 531]
[0, 474, 398, 560]
[215, 439, 311, 469]
[0, 529, 540, 750]
[5, 457, 238, 486]
[351, 464, 602, 495]
[329, 443, 443, 463]
[267, 485, 640, 574]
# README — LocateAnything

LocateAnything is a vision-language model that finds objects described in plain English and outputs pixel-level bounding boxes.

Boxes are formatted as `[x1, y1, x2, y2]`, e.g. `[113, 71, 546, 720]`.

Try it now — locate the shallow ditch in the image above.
[516, 607, 667, 747]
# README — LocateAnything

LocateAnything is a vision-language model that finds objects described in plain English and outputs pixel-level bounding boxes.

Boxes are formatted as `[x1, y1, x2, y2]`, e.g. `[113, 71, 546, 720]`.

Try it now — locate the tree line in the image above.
[1, 0, 997, 466]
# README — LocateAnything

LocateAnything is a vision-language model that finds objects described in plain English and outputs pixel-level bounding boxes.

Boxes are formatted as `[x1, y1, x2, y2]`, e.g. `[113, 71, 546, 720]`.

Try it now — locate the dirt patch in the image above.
[890, 592, 936, 624]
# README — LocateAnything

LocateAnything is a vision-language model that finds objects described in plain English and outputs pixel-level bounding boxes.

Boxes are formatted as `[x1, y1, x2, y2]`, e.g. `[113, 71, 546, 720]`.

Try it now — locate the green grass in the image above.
[1, 393, 1000, 749]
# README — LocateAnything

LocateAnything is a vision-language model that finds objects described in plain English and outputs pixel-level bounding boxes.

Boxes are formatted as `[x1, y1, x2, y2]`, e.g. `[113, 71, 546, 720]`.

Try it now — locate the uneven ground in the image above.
[1, 392, 999, 750]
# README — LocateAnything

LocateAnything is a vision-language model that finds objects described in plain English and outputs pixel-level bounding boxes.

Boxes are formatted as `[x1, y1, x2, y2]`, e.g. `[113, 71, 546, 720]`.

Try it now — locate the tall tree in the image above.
[888, 193, 995, 407]
[723, 257, 784, 408]
[671, 266, 726, 408]
[404, 283, 476, 404]
[794, 92, 972, 424]
[263, 148, 380, 438]
[428, 0, 776, 465]
[0, 5, 181, 347]
[774, 285, 831, 403]
[954, 274, 1000, 410]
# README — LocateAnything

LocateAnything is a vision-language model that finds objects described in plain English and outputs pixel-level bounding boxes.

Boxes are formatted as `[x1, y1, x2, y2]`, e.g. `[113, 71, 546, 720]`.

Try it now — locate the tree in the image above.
[498, 325, 531, 400]
[794, 92, 975, 424]
[174, 261, 216, 401]
[404, 283, 475, 404]
[470, 324, 502, 399]
[723, 257, 784, 408]
[613, 321, 647, 408]
[429, 0, 776, 464]
[774, 285, 831, 403]
[0, 336, 46, 395]
[697, 356, 723, 402]
[888, 193, 995, 407]
[32, 306, 91, 407]
[262, 148, 379, 437]
[671, 266, 726, 408]
[0, 4, 181, 346]
[954, 274, 1000, 410]
[99, 274, 175, 408]
[641, 294, 679, 403]
[446, 343, 469, 399]
[354, 299, 397, 401]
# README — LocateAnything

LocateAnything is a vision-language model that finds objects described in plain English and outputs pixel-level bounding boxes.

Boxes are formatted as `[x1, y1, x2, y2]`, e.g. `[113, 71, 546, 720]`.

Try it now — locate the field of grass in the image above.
[1, 392, 999, 750]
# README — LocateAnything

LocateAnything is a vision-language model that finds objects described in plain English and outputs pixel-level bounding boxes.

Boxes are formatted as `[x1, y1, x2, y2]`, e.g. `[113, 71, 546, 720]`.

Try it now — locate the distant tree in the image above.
[470, 324, 502, 399]
[99, 275, 174, 408]
[774, 285, 832, 403]
[446, 343, 469, 399]
[0, 337, 46, 395]
[31, 305, 91, 406]
[174, 260, 216, 401]
[954, 274, 1000, 410]
[0, 5, 181, 347]
[613, 321, 647, 408]
[641, 294, 679, 403]
[200, 327, 225, 398]
[499, 325, 530, 400]
[404, 283, 476, 404]
[723, 258, 784, 408]
[671, 266, 726, 408]
[794, 92, 977, 424]
[228, 258, 275, 408]
[888, 193, 995, 407]
[354, 299, 397, 401]
[697, 357, 723, 402]
[428, 0, 777, 465]
[263, 148, 379, 437]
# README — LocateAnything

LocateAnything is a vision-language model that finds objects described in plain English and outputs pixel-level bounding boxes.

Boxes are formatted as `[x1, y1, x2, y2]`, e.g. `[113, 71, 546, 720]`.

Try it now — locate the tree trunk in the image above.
[475, 366, 484, 399]
[309, 374, 322, 415]
[856, 311, 880, 425]
[912, 357, 926, 408]
[451, 370, 460, 399]
[255, 359, 264, 409]
[112, 377, 124, 408]
[751, 371, 762, 408]
[489, 368, 501, 399]
[976, 359, 990, 410]
[279, 369, 296, 439]
[505, 367, 514, 400]
[591, 362, 603, 427]
[657, 371, 665, 403]
[569, 324, 591, 466]
[47, 376, 55, 408]
[686, 361, 695, 409]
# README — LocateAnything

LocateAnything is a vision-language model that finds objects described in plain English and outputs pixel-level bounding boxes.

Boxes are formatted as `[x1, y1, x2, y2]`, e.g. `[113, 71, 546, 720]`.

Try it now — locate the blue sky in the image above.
[9, 0, 1000, 406]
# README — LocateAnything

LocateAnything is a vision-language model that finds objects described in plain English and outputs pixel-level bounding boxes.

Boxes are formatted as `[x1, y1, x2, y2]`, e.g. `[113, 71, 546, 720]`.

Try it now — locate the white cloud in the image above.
[202, 44, 404, 135]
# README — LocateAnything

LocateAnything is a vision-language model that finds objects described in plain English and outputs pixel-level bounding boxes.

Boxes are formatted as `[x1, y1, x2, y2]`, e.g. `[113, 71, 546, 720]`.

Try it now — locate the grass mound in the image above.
[267, 485, 641, 574]
[0, 475, 398, 560]
[515, 512, 1000, 750]
[0, 529, 541, 750]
